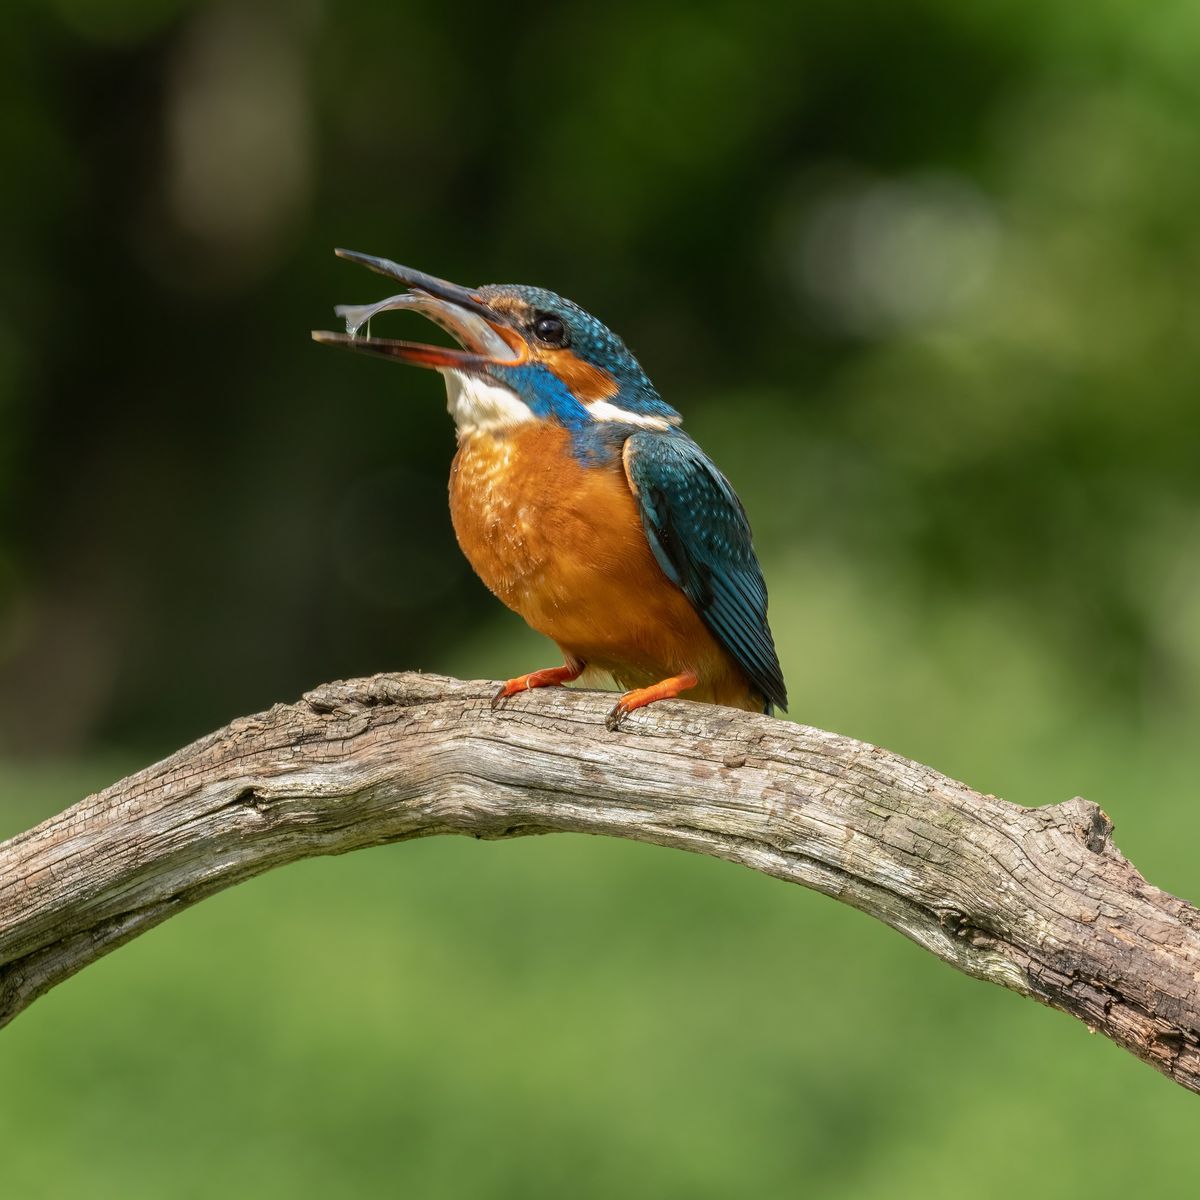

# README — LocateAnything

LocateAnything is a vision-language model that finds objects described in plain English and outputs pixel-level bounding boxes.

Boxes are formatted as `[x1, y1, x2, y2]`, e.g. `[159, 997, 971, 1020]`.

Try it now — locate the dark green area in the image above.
[4, 0, 1199, 749]
[2, 0, 1198, 1195]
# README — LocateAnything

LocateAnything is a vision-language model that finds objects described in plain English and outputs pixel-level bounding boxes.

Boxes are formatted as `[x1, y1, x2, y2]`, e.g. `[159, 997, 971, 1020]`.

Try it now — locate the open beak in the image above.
[311, 249, 521, 371]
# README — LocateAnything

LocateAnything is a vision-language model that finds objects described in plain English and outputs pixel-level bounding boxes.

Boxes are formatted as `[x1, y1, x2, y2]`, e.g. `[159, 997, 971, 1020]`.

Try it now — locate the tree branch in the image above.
[1, 672, 1197, 1091]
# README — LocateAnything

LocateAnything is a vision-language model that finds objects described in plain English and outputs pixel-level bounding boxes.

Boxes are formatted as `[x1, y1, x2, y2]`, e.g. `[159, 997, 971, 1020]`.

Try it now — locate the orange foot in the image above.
[605, 670, 699, 732]
[492, 660, 584, 709]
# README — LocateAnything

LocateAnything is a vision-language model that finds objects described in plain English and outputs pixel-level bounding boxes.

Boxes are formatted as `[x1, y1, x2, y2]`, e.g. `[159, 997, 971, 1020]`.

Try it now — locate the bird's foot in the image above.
[491, 662, 584, 709]
[604, 671, 699, 732]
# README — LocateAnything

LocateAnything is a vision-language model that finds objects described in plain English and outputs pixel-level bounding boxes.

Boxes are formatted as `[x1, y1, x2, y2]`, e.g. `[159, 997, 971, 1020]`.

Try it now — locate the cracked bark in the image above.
[1, 672, 1197, 1093]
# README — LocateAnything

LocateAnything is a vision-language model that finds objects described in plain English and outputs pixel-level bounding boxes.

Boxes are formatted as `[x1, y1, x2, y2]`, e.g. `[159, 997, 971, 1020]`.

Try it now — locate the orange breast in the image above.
[448, 423, 762, 711]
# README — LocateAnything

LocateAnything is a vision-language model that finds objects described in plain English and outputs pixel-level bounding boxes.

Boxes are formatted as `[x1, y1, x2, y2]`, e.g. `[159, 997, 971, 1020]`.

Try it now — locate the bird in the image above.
[312, 249, 786, 731]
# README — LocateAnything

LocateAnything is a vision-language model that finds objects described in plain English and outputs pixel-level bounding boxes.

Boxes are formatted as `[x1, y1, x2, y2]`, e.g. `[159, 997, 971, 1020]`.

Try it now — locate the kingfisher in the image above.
[312, 250, 787, 730]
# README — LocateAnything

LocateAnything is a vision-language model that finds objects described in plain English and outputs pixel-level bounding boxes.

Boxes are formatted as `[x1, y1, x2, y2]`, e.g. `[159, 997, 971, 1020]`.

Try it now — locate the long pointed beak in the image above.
[332, 248, 496, 317]
[311, 249, 522, 370]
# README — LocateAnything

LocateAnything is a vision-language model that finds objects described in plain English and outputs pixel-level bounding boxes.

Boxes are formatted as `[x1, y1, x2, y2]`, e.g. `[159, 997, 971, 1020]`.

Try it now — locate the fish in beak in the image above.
[311, 248, 522, 370]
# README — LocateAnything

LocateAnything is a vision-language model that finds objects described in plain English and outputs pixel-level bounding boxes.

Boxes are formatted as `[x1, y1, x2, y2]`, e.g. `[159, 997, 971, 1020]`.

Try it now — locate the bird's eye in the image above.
[532, 312, 569, 348]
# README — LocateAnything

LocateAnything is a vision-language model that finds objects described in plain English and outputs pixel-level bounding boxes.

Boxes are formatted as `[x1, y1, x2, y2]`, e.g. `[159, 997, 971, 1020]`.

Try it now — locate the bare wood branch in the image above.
[1, 672, 1197, 1091]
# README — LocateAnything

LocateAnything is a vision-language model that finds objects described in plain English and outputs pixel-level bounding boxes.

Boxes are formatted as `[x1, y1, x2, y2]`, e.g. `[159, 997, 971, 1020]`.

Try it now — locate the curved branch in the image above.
[1, 673, 1197, 1091]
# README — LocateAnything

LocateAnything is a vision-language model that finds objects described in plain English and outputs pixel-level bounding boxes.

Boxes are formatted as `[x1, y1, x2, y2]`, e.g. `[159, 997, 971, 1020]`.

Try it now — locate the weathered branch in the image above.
[1, 672, 1197, 1091]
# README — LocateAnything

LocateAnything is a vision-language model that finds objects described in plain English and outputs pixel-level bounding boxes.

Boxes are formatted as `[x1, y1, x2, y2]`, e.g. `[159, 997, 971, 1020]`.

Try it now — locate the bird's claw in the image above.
[491, 664, 583, 711]
[604, 702, 630, 732]
[604, 672, 698, 732]
[491, 681, 525, 710]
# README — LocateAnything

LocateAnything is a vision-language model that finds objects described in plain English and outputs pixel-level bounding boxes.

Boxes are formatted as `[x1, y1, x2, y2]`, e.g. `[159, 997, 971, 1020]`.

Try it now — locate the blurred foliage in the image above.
[2, 0, 1199, 748]
[2, 0, 1199, 1195]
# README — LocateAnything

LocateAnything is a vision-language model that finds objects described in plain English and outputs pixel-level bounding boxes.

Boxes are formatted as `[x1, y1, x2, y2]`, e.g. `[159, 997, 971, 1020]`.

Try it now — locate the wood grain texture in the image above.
[1, 672, 1197, 1093]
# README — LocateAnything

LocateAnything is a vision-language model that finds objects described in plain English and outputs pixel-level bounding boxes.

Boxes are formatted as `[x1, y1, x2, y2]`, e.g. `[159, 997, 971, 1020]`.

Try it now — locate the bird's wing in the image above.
[621, 431, 787, 712]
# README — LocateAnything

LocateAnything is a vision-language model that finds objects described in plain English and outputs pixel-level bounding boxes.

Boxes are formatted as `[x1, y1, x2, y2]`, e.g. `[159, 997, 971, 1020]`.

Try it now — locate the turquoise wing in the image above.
[622, 431, 787, 712]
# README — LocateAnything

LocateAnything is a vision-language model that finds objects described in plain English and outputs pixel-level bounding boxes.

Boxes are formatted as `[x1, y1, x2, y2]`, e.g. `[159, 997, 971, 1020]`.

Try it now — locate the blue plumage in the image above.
[623, 430, 788, 713]
[482, 284, 683, 426]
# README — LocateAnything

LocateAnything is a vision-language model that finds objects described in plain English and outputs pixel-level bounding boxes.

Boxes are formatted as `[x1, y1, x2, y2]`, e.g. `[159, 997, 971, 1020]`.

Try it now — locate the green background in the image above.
[2, 0, 1198, 1194]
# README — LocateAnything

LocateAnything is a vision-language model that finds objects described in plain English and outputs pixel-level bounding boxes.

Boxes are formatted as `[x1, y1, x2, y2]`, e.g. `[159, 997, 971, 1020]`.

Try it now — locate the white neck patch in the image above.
[440, 369, 534, 437]
[585, 400, 677, 430]
[439, 370, 680, 437]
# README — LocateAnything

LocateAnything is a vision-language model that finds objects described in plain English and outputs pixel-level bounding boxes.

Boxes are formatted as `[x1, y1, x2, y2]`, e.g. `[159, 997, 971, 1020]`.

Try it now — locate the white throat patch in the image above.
[441, 369, 534, 437]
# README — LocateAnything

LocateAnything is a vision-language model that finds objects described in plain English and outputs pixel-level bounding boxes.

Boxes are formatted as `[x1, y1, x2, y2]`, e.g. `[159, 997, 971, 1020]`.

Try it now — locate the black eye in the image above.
[532, 312, 568, 347]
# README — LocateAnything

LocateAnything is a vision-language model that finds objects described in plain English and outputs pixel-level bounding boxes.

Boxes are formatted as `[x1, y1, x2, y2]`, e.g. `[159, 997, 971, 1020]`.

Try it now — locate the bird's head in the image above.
[312, 250, 681, 437]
